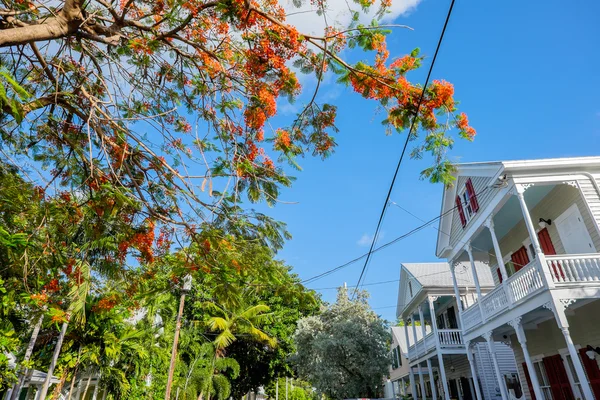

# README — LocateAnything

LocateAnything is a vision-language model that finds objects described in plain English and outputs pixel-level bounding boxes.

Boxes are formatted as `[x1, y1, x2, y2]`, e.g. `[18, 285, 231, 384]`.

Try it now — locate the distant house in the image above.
[435, 156, 600, 400]
[385, 326, 430, 399]
[396, 262, 518, 400]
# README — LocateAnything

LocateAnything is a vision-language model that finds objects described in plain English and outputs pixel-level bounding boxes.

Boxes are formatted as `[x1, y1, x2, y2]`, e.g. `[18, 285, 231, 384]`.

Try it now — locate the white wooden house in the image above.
[435, 156, 600, 400]
[396, 262, 518, 400]
[386, 326, 429, 399]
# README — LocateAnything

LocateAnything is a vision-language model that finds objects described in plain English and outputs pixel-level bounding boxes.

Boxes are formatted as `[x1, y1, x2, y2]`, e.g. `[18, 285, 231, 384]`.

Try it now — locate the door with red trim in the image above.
[543, 354, 575, 400]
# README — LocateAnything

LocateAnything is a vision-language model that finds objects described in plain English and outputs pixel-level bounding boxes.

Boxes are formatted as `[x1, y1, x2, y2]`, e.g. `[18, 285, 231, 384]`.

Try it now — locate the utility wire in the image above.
[351, 0, 457, 297]
[301, 185, 491, 285]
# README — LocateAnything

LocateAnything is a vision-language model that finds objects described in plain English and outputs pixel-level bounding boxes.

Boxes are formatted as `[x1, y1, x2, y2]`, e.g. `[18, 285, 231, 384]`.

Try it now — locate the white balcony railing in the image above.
[460, 254, 600, 333]
[546, 254, 600, 283]
[480, 283, 509, 319]
[462, 303, 482, 331]
[438, 329, 464, 347]
[507, 259, 545, 303]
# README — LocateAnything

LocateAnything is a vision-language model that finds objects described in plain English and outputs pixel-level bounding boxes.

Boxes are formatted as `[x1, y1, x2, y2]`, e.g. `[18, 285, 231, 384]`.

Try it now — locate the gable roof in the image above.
[402, 261, 494, 288]
[435, 156, 600, 257]
[396, 261, 494, 317]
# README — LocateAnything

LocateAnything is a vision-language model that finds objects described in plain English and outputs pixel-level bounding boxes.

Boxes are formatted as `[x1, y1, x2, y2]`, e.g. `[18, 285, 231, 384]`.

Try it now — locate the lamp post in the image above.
[165, 274, 192, 400]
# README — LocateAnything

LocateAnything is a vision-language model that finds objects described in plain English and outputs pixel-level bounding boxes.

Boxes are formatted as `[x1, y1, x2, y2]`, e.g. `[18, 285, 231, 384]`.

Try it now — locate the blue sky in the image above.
[256, 0, 600, 321]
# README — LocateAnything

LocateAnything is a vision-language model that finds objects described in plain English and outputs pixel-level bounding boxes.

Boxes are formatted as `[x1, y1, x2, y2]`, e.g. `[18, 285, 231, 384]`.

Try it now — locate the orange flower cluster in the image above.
[274, 129, 291, 150]
[44, 279, 60, 293]
[456, 112, 476, 139]
[92, 296, 118, 313]
[390, 55, 418, 72]
[31, 292, 48, 305]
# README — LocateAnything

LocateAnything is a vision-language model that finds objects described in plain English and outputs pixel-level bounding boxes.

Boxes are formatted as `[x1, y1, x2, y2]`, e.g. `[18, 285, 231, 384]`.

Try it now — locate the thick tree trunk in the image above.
[10, 313, 44, 400]
[0, 16, 77, 47]
[38, 320, 69, 400]
[0, 0, 84, 47]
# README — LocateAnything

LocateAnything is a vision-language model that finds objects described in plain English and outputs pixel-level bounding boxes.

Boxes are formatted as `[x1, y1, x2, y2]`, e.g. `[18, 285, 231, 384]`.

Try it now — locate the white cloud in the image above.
[357, 231, 385, 246]
[283, 0, 422, 36]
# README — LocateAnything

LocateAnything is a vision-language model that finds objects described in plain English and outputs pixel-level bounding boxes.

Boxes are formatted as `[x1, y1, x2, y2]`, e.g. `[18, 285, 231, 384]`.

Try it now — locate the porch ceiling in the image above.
[471, 184, 555, 252]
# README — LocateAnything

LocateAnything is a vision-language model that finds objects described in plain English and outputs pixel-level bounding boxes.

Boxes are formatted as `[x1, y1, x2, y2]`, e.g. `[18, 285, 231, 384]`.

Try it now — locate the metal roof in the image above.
[401, 261, 494, 288]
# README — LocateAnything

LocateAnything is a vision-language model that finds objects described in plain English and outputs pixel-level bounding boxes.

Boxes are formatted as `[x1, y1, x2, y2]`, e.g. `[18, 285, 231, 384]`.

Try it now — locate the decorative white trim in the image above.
[482, 331, 494, 342]
[507, 317, 522, 330]
[560, 298, 577, 309]
[562, 180, 579, 189]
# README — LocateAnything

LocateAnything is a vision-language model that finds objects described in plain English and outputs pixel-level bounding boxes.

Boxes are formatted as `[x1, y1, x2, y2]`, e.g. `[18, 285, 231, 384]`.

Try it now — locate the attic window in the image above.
[455, 178, 480, 228]
[408, 281, 413, 297]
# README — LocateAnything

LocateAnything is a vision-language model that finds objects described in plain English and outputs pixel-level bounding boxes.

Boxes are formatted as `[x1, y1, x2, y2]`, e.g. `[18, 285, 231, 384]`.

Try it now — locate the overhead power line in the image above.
[301, 185, 491, 285]
[351, 0, 458, 297]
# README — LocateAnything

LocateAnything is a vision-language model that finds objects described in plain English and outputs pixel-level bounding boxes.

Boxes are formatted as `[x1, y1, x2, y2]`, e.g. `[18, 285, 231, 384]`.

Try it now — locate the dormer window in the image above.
[455, 178, 480, 228]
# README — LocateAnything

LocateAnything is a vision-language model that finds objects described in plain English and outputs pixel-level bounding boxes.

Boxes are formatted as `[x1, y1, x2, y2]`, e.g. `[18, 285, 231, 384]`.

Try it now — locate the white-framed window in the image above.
[460, 187, 475, 222]
[532, 360, 553, 400]
[408, 281, 413, 297]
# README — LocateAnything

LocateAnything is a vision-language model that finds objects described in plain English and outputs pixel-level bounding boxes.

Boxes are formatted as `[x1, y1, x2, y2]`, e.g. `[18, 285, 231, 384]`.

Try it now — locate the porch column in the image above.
[465, 244, 486, 321]
[426, 358, 438, 400]
[465, 342, 483, 400]
[418, 363, 427, 400]
[429, 297, 451, 400]
[409, 368, 418, 400]
[514, 185, 555, 288]
[484, 218, 509, 283]
[405, 319, 412, 359]
[449, 264, 463, 313]
[419, 304, 427, 352]
[465, 244, 483, 301]
[412, 318, 420, 358]
[483, 331, 508, 400]
[392, 379, 397, 399]
[548, 300, 595, 400]
[509, 317, 544, 400]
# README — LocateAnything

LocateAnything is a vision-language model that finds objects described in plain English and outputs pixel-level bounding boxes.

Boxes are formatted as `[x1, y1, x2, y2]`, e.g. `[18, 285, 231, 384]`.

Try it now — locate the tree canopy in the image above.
[293, 287, 391, 399]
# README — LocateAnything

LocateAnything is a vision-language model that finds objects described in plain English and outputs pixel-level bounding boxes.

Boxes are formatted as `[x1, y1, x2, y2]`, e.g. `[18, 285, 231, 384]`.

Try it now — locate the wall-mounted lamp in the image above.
[586, 345, 600, 360]
[586, 345, 600, 369]
[450, 364, 455, 373]
[538, 218, 552, 228]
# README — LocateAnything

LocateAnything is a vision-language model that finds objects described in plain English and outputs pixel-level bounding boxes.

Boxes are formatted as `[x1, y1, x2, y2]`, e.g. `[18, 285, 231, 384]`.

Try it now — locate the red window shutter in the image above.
[466, 178, 480, 213]
[456, 195, 467, 227]
[538, 228, 557, 255]
[579, 348, 600, 400]
[496, 268, 503, 284]
[538, 228, 565, 281]
[511, 246, 531, 272]
[543, 355, 575, 400]
[522, 362, 537, 400]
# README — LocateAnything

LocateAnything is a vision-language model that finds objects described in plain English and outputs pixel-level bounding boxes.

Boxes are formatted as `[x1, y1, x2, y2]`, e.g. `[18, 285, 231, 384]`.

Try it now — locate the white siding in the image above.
[579, 175, 600, 235]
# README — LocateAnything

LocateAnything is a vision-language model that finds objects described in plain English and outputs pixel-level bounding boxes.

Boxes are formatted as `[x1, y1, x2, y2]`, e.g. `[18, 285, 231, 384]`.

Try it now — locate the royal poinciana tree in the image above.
[0, 0, 475, 243]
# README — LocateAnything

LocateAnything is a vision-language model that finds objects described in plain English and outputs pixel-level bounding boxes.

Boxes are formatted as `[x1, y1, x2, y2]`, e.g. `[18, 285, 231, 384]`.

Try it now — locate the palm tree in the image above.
[203, 301, 277, 351]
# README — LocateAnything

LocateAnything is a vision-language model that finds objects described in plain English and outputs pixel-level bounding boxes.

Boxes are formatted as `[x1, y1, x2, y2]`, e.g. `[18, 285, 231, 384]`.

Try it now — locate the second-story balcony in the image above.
[461, 253, 600, 333]
[448, 176, 600, 340]
[407, 329, 466, 359]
